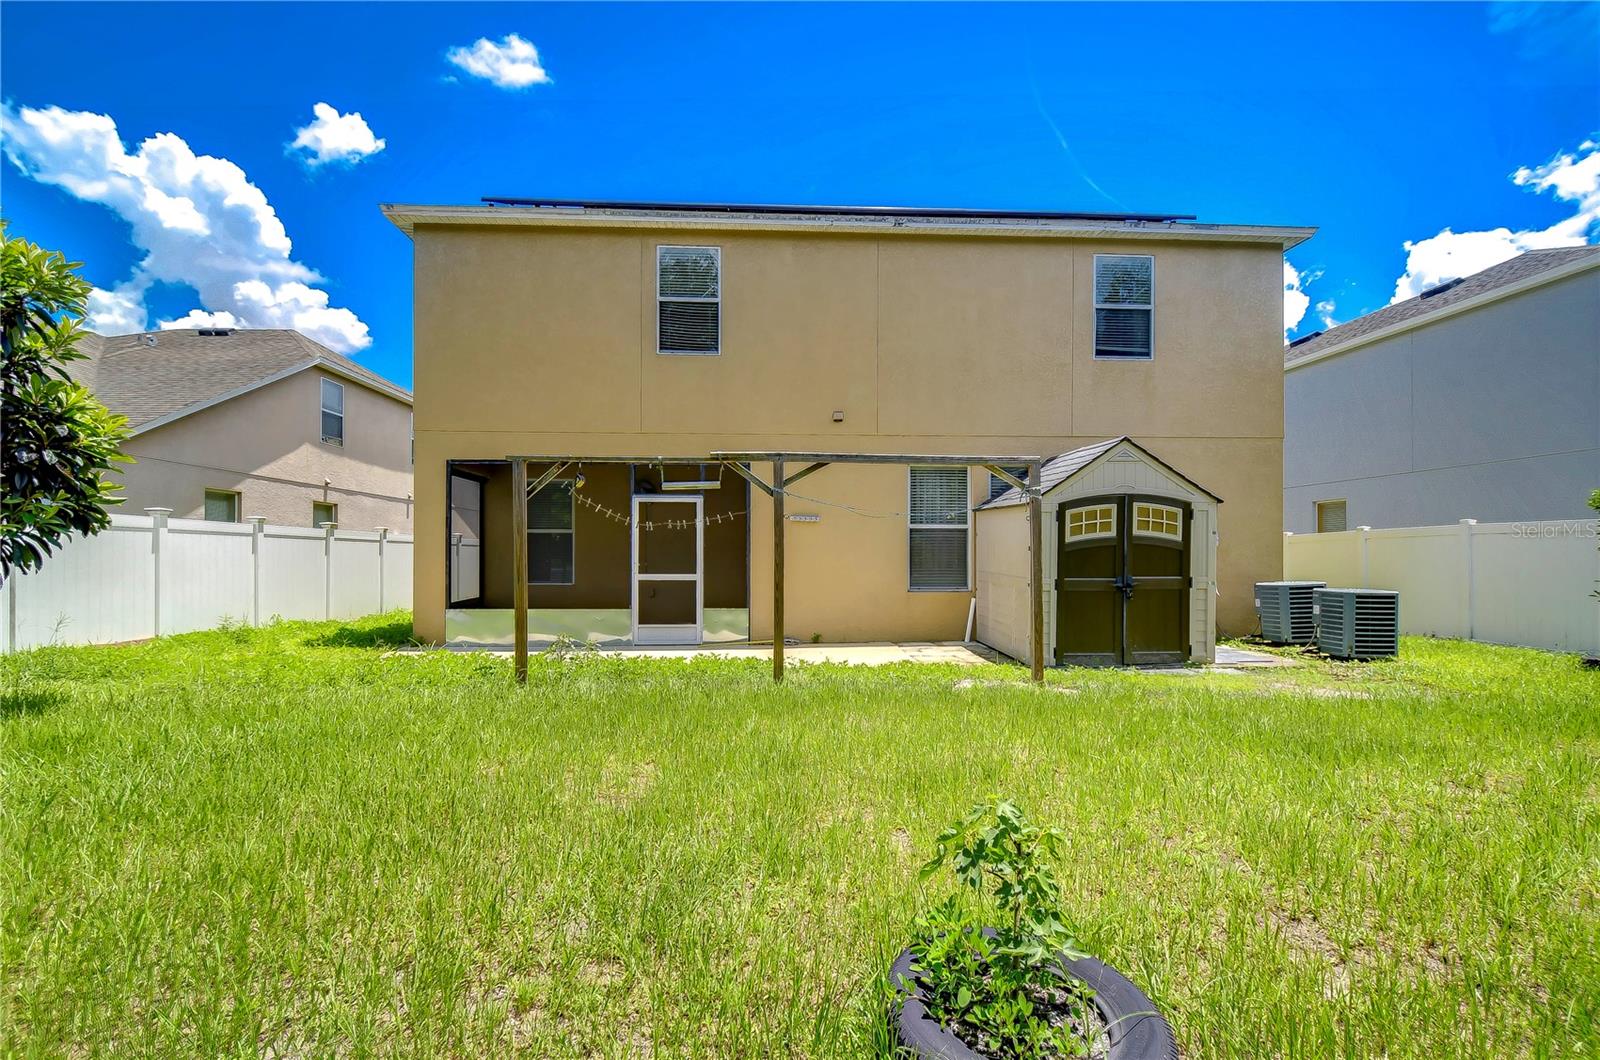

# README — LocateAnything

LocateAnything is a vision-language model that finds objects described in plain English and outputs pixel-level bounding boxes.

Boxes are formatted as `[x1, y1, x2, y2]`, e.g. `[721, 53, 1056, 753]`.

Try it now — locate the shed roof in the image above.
[1285, 245, 1600, 367]
[978, 437, 1220, 510]
[71, 328, 410, 433]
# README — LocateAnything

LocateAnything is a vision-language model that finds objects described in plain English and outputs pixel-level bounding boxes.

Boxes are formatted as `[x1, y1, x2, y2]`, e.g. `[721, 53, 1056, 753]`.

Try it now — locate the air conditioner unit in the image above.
[1314, 588, 1399, 659]
[1254, 581, 1326, 645]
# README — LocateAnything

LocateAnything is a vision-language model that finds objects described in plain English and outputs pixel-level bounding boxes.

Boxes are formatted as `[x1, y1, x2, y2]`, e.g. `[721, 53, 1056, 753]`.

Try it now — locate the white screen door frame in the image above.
[631, 494, 703, 645]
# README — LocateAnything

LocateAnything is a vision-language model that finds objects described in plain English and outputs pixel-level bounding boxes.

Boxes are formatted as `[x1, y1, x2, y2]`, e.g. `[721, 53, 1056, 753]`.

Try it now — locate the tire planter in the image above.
[889, 945, 1177, 1060]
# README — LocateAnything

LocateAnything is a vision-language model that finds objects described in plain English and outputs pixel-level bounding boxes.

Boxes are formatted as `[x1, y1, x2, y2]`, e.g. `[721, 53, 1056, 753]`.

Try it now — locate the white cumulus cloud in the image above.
[1391, 138, 1600, 303]
[1283, 261, 1311, 336]
[1315, 299, 1339, 329]
[289, 102, 386, 167]
[0, 103, 371, 352]
[446, 33, 552, 89]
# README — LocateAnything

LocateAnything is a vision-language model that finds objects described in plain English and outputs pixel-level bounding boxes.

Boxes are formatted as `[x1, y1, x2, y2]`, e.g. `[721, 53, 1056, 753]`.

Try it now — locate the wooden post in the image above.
[1028, 460, 1045, 683]
[773, 458, 785, 683]
[511, 458, 529, 683]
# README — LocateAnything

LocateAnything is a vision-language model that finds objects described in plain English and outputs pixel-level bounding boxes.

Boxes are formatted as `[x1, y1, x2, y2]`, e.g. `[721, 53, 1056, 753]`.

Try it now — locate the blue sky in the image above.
[3, 1, 1597, 389]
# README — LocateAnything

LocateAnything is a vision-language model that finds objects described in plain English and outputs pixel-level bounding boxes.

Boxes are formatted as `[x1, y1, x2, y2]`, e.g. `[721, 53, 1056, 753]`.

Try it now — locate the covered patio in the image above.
[458, 451, 1051, 684]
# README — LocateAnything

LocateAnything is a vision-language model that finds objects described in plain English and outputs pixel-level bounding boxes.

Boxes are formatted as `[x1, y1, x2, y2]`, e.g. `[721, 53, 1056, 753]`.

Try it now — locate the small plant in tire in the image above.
[909, 798, 1096, 1057]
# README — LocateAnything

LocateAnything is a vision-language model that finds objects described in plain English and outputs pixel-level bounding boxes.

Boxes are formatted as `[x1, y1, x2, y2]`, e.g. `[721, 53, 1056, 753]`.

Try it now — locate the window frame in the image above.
[1092, 253, 1155, 361]
[203, 488, 240, 523]
[312, 500, 338, 528]
[320, 378, 345, 447]
[906, 465, 971, 593]
[1132, 502, 1183, 541]
[529, 478, 576, 586]
[656, 245, 722, 356]
[1064, 503, 1117, 541]
[1315, 499, 1348, 534]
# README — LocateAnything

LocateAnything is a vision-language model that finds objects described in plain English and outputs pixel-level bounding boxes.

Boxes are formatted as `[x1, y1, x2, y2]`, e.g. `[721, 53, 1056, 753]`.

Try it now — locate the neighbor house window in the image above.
[529, 480, 575, 585]
[908, 467, 969, 591]
[988, 465, 1029, 502]
[1065, 504, 1116, 540]
[312, 501, 338, 527]
[203, 489, 239, 522]
[657, 246, 721, 354]
[320, 378, 345, 445]
[1093, 254, 1154, 359]
[1133, 502, 1182, 541]
[1315, 500, 1347, 533]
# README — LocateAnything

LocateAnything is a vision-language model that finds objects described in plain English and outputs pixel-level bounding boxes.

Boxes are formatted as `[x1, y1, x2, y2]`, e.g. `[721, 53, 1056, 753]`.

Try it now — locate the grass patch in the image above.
[3, 615, 1596, 1057]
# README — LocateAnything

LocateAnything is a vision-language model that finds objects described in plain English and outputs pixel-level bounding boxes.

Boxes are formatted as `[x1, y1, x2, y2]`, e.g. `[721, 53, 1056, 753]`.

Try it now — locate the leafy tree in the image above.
[1, 224, 130, 580]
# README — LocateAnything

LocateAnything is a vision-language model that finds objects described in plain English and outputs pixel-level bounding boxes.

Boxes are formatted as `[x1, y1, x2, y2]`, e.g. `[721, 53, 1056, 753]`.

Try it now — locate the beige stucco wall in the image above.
[114, 369, 415, 531]
[410, 224, 1285, 644]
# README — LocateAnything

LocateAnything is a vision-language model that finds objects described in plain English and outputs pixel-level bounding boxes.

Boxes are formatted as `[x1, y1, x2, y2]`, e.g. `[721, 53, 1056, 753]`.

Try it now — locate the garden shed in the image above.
[976, 437, 1220, 667]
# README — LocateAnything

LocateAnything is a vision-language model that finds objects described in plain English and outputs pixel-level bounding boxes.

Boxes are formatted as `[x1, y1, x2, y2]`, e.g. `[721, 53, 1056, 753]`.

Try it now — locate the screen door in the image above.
[631, 495, 703, 645]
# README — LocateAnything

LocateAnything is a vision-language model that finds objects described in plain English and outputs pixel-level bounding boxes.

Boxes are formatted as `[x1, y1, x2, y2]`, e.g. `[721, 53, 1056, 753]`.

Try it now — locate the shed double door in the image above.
[1056, 495, 1189, 667]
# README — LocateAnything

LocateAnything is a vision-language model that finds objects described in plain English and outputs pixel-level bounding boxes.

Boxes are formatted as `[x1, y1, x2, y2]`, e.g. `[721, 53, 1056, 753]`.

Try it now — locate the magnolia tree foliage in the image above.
[1, 224, 130, 580]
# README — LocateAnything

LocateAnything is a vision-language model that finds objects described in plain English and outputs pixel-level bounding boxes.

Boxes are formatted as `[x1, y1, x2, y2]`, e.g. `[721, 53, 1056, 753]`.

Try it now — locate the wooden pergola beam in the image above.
[772, 458, 786, 682]
[511, 458, 529, 683]
[783, 461, 830, 488]
[1027, 459, 1044, 682]
[983, 464, 1030, 495]
[498, 450, 1050, 686]
[720, 460, 774, 498]
[713, 451, 1041, 466]
[526, 461, 572, 498]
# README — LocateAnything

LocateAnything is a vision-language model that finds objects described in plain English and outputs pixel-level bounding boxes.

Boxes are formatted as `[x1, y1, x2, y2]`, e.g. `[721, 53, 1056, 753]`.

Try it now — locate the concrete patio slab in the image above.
[1215, 645, 1300, 667]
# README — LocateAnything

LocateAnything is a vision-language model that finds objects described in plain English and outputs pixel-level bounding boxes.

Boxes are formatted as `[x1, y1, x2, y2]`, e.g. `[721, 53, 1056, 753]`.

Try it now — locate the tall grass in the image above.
[3, 616, 1595, 1057]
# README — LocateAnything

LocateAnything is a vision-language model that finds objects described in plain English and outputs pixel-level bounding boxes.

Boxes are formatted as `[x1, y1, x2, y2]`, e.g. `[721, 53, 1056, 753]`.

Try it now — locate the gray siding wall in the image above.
[1284, 269, 1600, 532]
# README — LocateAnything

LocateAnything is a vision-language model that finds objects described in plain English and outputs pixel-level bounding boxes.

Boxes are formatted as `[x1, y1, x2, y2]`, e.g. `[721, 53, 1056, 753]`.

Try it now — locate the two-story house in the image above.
[384, 199, 1311, 661]
[75, 327, 415, 531]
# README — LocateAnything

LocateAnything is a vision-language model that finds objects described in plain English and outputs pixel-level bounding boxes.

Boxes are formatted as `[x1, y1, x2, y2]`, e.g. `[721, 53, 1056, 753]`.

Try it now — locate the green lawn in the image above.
[3, 616, 1596, 1058]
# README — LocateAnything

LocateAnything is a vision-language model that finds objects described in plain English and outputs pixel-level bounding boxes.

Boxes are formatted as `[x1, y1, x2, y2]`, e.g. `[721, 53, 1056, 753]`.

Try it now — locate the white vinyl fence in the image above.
[1283, 518, 1600, 655]
[2, 510, 413, 653]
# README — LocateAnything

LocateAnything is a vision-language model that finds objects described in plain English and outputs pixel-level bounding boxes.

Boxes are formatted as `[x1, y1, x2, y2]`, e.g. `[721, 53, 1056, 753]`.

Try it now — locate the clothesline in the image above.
[542, 479, 973, 530]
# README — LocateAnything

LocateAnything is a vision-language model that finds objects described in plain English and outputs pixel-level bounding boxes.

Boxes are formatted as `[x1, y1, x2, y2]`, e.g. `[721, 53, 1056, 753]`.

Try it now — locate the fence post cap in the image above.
[374, 526, 389, 534]
[1357, 525, 1373, 532]
[1283, 531, 1294, 537]
[143, 506, 173, 515]
[1459, 518, 1478, 526]
[246, 516, 267, 526]
[319, 522, 338, 531]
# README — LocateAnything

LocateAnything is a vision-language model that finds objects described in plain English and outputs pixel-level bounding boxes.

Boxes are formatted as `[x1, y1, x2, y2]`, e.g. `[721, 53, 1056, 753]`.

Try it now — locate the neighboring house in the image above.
[73, 328, 415, 532]
[1284, 246, 1600, 533]
[384, 198, 1312, 659]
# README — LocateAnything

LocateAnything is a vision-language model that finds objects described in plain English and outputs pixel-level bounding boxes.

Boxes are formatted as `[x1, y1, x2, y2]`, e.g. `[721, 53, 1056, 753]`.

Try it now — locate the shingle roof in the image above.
[1285, 245, 1600, 366]
[70, 328, 409, 430]
[978, 436, 1222, 510]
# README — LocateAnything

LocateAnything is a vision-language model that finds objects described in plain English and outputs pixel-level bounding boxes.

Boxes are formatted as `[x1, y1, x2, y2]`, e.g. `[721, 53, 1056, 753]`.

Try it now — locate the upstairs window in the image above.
[1093, 254, 1154, 359]
[529, 480, 575, 585]
[320, 378, 345, 445]
[658, 246, 721, 355]
[1315, 500, 1347, 534]
[908, 466, 969, 591]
